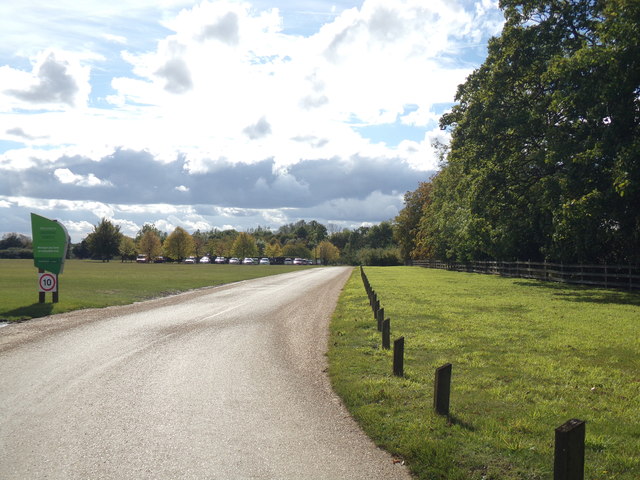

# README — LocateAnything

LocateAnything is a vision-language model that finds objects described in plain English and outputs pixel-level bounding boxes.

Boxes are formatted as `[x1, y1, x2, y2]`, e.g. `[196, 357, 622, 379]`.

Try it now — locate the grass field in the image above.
[328, 267, 640, 480]
[0, 259, 310, 322]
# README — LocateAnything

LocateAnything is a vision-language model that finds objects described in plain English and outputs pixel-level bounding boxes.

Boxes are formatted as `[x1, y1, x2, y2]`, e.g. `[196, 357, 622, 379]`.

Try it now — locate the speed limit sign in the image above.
[39, 272, 58, 292]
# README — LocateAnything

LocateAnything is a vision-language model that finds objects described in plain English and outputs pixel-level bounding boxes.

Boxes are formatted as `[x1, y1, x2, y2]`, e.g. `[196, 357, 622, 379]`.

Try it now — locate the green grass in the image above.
[0, 259, 311, 322]
[328, 267, 640, 480]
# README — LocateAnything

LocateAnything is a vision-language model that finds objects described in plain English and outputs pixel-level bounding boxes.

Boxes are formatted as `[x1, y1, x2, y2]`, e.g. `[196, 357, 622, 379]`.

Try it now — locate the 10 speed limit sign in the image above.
[39, 272, 58, 293]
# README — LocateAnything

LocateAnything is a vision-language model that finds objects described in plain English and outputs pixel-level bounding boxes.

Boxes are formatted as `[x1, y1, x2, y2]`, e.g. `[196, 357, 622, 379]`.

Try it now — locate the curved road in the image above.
[0, 267, 411, 479]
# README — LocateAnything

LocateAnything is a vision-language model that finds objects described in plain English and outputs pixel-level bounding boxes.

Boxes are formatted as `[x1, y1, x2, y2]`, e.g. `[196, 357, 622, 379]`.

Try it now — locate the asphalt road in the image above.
[0, 267, 411, 479]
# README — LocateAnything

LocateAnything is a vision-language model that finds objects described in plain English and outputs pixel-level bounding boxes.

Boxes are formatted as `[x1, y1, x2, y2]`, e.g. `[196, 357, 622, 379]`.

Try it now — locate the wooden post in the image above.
[377, 307, 384, 331]
[434, 363, 452, 416]
[52, 274, 59, 303]
[544, 260, 548, 280]
[38, 268, 45, 303]
[393, 337, 404, 377]
[554, 419, 586, 480]
[382, 318, 390, 350]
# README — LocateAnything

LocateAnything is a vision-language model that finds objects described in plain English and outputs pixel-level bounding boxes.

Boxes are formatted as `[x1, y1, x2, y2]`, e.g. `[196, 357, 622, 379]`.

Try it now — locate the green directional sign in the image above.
[31, 213, 69, 275]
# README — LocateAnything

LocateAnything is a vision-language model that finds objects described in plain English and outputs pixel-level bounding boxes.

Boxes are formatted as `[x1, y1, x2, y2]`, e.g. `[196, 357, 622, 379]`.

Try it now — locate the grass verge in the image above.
[328, 267, 640, 480]
[0, 259, 311, 322]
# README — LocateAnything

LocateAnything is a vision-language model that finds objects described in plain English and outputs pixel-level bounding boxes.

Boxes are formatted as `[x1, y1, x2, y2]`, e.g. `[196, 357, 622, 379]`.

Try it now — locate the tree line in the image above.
[68, 218, 402, 266]
[394, 0, 639, 265]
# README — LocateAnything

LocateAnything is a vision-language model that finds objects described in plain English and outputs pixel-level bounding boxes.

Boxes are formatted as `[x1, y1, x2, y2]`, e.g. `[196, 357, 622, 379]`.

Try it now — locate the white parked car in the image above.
[284, 258, 293, 265]
[293, 258, 305, 265]
[243, 257, 255, 265]
[215, 256, 226, 264]
[229, 257, 240, 264]
[184, 256, 196, 264]
[200, 256, 210, 263]
[259, 258, 270, 265]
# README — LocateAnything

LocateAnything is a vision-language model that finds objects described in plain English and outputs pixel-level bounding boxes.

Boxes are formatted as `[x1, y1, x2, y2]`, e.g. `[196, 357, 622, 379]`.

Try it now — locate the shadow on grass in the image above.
[515, 280, 640, 306]
[448, 414, 476, 432]
[1, 303, 54, 322]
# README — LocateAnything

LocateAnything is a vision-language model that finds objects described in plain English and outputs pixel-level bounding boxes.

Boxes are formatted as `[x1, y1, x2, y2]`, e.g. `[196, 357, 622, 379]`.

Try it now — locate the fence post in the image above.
[393, 337, 404, 377]
[377, 307, 384, 331]
[434, 363, 452, 417]
[38, 268, 46, 303]
[382, 318, 390, 349]
[554, 419, 586, 480]
[544, 260, 548, 280]
[53, 276, 59, 303]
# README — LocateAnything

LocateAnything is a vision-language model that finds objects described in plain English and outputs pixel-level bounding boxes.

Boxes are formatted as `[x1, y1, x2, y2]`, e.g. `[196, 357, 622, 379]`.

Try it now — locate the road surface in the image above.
[0, 267, 411, 479]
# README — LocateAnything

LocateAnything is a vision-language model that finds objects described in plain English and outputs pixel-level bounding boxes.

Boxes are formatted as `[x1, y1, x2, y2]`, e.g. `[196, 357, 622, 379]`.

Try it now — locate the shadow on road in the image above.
[1, 303, 54, 322]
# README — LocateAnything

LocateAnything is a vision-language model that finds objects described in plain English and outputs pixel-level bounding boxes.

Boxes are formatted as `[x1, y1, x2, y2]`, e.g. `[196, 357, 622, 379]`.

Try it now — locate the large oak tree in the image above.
[416, 0, 639, 263]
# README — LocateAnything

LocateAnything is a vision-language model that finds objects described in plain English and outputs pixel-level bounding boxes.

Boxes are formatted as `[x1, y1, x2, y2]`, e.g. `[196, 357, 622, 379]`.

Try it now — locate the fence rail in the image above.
[411, 260, 640, 290]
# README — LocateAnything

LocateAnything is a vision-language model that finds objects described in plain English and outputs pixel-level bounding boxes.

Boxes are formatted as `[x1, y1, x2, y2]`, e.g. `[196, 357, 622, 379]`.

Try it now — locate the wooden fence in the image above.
[411, 259, 640, 290]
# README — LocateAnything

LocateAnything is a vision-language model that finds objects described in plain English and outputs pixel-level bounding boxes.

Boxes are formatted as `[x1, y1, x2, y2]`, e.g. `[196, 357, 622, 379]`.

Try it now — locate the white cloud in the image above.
[54, 168, 113, 187]
[0, 0, 503, 239]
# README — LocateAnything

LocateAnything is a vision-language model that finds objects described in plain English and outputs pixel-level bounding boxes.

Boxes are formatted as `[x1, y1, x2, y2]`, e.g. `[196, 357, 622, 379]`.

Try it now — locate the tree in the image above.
[71, 239, 91, 259]
[306, 220, 328, 248]
[0, 233, 31, 249]
[328, 229, 350, 250]
[0, 233, 32, 259]
[282, 241, 311, 259]
[264, 239, 283, 257]
[88, 218, 122, 262]
[119, 236, 137, 262]
[230, 232, 258, 259]
[394, 182, 434, 262]
[427, 0, 640, 263]
[138, 230, 162, 261]
[317, 240, 340, 265]
[163, 227, 195, 261]
[135, 224, 167, 244]
[192, 230, 207, 258]
[363, 221, 394, 249]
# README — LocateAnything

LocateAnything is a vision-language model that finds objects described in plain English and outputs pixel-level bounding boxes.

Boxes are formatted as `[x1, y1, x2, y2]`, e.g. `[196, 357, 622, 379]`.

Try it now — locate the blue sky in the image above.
[0, 0, 504, 241]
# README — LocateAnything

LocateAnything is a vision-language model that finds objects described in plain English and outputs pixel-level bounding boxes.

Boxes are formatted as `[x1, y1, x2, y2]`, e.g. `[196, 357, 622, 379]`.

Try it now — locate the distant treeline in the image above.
[0, 233, 33, 259]
[3, 219, 403, 266]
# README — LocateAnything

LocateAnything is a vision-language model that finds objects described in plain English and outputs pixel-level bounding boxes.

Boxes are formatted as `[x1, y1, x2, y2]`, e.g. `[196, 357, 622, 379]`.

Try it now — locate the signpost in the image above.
[31, 213, 69, 303]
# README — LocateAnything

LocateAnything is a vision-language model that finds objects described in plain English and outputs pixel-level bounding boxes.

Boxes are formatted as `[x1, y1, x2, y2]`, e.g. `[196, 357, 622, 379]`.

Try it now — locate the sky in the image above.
[0, 0, 504, 242]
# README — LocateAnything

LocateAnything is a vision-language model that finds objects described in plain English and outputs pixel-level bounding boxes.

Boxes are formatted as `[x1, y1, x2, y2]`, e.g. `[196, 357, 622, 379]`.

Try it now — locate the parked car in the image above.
[184, 256, 196, 264]
[293, 258, 305, 265]
[284, 258, 293, 265]
[229, 257, 240, 264]
[259, 258, 270, 265]
[136, 254, 147, 263]
[243, 257, 255, 265]
[154, 256, 165, 263]
[200, 256, 210, 264]
[215, 256, 226, 264]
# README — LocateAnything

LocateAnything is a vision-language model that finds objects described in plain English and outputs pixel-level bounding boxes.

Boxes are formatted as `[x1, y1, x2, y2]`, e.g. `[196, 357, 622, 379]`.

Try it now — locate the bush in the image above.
[357, 247, 401, 266]
[0, 248, 33, 259]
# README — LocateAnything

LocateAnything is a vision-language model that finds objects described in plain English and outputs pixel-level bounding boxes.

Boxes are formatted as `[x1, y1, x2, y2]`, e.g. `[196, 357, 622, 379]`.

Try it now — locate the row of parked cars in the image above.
[137, 254, 316, 265]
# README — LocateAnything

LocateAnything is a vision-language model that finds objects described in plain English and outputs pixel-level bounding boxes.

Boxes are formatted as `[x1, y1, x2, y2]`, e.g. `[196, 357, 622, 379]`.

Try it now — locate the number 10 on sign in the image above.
[39, 272, 58, 293]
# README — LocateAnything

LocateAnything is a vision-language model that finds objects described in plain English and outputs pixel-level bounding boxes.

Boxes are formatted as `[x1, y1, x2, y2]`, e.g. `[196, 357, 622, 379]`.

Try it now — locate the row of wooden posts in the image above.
[359, 266, 587, 480]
